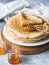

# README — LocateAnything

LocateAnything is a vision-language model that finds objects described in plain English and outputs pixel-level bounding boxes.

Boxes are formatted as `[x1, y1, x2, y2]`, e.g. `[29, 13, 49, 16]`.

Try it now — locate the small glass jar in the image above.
[0, 43, 5, 55]
[8, 50, 20, 64]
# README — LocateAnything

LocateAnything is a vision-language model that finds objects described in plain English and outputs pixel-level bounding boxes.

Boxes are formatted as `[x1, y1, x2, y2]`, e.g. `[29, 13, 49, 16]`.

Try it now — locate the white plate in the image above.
[3, 26, 49, 46]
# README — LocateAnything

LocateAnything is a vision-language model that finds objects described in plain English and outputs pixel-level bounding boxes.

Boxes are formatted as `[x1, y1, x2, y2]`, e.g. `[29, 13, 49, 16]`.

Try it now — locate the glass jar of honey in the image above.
[8, 50, 20, 64]
[0, 43, 5, 55]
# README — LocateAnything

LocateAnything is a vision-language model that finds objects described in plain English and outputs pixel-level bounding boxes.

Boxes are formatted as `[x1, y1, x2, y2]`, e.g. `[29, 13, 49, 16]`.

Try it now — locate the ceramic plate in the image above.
[3, 26, 49, 46]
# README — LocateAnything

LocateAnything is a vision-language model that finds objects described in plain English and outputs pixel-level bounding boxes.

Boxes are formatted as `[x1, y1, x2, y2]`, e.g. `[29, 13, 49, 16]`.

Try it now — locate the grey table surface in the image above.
[0, 0, 49, 7]
[0, 0, 49, 65]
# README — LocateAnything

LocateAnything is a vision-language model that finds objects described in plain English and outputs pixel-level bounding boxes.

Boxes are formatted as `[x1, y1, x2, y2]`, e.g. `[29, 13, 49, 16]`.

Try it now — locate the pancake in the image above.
[6, 12, 49, 42]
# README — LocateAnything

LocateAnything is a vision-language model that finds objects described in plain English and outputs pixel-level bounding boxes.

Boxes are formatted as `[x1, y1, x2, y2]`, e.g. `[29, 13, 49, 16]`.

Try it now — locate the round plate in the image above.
[3, 26, 49, 46]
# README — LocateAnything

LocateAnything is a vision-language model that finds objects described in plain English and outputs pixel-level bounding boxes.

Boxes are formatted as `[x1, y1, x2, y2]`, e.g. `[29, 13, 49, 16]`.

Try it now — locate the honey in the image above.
[8, 52, 20, 64]
[0, 47, 5, 55]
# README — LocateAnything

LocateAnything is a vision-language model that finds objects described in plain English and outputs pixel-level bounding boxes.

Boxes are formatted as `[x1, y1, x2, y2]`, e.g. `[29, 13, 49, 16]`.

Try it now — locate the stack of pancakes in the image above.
[6, 12, 49, 42]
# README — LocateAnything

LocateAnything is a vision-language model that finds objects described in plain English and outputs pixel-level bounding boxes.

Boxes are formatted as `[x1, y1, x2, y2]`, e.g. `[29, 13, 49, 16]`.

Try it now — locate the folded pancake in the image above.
[6, 12, 49, 42]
